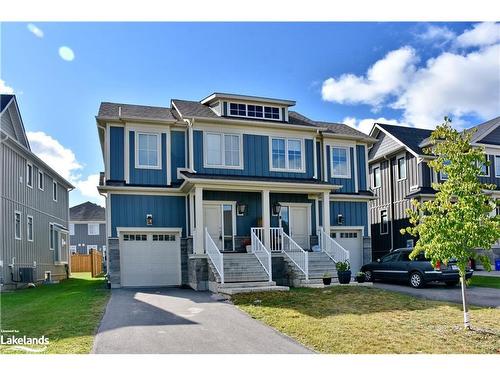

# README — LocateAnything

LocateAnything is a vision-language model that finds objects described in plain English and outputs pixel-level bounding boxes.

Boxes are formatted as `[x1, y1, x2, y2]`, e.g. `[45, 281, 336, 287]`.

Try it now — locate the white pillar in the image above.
[262, 189, 270, 248]
[194, 186, 204, 254]
[322, 191, 330, 235]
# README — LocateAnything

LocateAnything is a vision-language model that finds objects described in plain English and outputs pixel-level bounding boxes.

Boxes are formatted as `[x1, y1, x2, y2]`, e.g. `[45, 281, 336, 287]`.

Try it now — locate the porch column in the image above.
[194, 186, 204, 254]
[322, 191, 330, 235]
[262, 189, 271, 249]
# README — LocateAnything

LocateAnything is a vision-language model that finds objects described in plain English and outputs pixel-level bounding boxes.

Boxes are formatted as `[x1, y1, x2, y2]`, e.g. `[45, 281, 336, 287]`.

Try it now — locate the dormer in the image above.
[200, 93, 296, 123]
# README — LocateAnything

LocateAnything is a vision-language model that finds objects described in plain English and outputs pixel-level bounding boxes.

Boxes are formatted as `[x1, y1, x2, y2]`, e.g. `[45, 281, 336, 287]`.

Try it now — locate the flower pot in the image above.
[338, 270, 351, 284]
[322, 277, 332, 285]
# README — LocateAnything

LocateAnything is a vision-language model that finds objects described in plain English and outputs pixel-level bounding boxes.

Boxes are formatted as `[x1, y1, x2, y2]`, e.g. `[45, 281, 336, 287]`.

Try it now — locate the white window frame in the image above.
[49, 223, 55, 250]
[397, 155, 407, 181]
[269, 137, 305, 173]
[380, 210, 388, 235]
[330, 146, 351, 179]
[135, 132, 162, 170]
[38, 170, 44, 190]
[69, 223, 75, 236]
[495, 155, 500, 178]
[15, 211, 22, 240]
[227, 102, 282, 121]
[88, 223, 100, 236]
[52, 181, 58, 202]
[478, 155, 490, 177]
[372, 164, 381, 189]
[27, 215, 34, 242]
[86, 245, 98, 254]
[26, 162, 33, 188]
[203, 132, 243, 169]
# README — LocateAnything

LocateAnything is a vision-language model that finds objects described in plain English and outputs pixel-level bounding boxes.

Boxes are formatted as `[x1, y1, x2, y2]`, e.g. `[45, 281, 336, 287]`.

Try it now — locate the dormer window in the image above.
[228, 102, 282, 121]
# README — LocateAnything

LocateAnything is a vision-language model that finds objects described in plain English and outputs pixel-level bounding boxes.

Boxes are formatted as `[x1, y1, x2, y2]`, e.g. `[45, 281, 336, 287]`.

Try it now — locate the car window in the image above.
[399, 252, 411, 261]
[381, 252, 400, 262]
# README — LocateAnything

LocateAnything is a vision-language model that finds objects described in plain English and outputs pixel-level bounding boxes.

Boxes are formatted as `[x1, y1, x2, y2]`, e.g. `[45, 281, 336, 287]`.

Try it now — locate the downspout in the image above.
[384, 155, 394, 252]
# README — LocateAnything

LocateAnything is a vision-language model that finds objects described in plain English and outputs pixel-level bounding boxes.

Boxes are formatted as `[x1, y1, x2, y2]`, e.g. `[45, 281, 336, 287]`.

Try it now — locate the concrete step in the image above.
[217, 285, 290, 295]
[219, 281, 276, 288]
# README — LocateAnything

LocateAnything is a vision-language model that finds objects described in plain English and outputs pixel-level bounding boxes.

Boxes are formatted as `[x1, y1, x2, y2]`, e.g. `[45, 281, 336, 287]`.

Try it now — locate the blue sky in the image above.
[1, 22, 499, 206]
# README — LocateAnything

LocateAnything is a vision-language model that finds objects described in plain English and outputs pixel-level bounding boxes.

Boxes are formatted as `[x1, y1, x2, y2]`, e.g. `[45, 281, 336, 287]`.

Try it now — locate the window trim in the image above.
[15, 211, 22, 240]
[269, 137, 306, 173]
[203, 132, 244, 170]
[397, 155, 407, 181]
[372, 164, 381, 189]
[330, 146, 351, 179]
[26, 162, 33, 188]
[52, 181, 58, 201]
[478, 156, 490, 177]
[27, 215, 34, 242]
[88, 222, 100, 236]
[135, 131, 162, 170]
[49, 223, 55, 250]
[380, 210, 388, 235]
[227, 102, 282, 121]
[86, 245, 98, 254]
[495, 155, 500, 178]
[38, 170, 44, 191]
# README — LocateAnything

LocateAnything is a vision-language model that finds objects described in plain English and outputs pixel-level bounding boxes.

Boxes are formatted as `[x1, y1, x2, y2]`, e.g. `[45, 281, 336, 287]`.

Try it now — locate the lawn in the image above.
[233, 286, 500, 354]
[469, 275, 500, 289]
[0, 273, 110, 354]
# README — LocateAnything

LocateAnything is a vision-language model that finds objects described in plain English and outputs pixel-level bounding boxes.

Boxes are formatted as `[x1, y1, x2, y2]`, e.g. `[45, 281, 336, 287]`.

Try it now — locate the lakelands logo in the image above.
[1, 329, 49, 352]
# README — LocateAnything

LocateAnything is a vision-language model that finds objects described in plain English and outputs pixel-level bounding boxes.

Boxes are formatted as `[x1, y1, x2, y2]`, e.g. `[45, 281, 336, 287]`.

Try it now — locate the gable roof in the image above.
[70, 201, 105, 221]
[0, 94, 14, 113]
[98, 102, 177, 122]
[470, 116, 500, 143]
[0, 94, 30, 150]
[373, 123, 433, 156]
[171, 99, 219, 119]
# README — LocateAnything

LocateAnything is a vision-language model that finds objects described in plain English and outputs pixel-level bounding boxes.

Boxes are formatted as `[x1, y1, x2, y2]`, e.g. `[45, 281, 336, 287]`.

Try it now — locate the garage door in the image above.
[120, 232, 181, 287]
[331, 229, 363, 273]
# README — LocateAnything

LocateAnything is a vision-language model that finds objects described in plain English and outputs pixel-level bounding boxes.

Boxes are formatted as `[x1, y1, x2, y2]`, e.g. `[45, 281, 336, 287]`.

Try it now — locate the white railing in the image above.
[205, 228, 224, 283]
[269, 227, 283, 252]
[318, 228, 350, 264]
[250, 228, 272, 282]
[281, 229, 309, 280]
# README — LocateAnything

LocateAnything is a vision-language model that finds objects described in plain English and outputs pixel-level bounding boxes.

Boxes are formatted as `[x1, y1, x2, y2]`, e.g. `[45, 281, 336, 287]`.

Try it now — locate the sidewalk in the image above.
[474, 270, 500, 277]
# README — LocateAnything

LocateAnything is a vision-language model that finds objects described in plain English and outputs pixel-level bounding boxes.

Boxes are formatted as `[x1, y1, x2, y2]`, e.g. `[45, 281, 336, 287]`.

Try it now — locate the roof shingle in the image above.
[98, 102, 176, 122]
[70, 201, 105, 221]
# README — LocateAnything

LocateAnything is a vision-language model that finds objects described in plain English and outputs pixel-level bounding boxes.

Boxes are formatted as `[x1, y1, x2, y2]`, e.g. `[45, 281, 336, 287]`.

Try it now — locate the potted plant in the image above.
[322, 272, 332, 285]
[336, 260, 351, 284]
[355, 271, 366, 283]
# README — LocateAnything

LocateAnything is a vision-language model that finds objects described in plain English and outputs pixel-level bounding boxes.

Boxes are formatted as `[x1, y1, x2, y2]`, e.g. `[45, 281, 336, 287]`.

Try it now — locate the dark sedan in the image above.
[361, 248, 473, 288]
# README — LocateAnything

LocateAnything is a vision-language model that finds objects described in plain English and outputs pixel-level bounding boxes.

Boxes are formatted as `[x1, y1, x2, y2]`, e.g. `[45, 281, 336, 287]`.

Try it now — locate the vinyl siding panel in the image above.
[1, 106, 17, 140]
[129, 131, 167, 185]
[330, 201, 368, 234]
[70, 223, 106, 254]
[479, 126, 500, 145]
[110, 126, 124, 181]
[369, 131, 402, 160]
[171, 130, 186, 183]
[356, 145, 367, 190]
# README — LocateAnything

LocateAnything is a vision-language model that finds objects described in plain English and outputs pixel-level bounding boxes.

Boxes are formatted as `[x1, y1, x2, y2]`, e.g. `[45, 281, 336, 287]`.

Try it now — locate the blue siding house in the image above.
[97, 93, 376, 290]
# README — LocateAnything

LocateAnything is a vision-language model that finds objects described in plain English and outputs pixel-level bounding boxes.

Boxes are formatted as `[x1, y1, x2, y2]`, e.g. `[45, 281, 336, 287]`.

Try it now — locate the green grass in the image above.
[470, 275, 500, 289]
[0, 273, 110, 354]
[233, 286, 500, 354]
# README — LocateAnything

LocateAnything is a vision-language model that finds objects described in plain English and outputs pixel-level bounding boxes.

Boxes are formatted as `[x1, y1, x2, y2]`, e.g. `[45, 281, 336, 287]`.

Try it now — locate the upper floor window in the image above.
[228, 102, 281, 121]
[440, 159, 451, 180]
[397, 156, 406, 180]
[26, 163, 33, 188]
[495, 156, 500, 178]
[49, 223, 54, 249]
[27, 215, 34, 242]
[373, 166, 381, 188]
[204, 132, 242, 168]
[331, 147, 351, 178]
[88, 223, 100, 236]
[38, 170, 44, 190]
[380, 210, 388, 234]
[69, 223, 75, 236]
[52, 181, 58, 201]
[478, 155, 489, 176]
[136, 132, 161, 169]
[270, 138, 304, 172]
[15, 211, 22, 240]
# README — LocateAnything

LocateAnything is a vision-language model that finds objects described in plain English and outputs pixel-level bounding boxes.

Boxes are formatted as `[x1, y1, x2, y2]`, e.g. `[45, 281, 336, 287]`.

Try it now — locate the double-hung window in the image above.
[49, 223, 54, 249]
[15, 211, 22, 240]
[88, 223, 100, 236]
[38, 170, 44, 190]
[495, 156, 500, 178]
[331, 147, 351, 178]
[204, 133, 242, 168]
[270, 138, 304, 172]
[53, 181, 58, 201]
[397, 156, 407, 180]
[373, 166, 381, 188]
[380, 210, 388, 234]
[27, 215, 34, 242]
[26, 163, 33, 188]
[478, 155, 489, 176]
[136, 132, 161, 169]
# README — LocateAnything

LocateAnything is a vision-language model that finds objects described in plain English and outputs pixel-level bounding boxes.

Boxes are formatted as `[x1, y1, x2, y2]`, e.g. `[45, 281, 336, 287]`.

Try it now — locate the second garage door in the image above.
[120, 231, 181, 287]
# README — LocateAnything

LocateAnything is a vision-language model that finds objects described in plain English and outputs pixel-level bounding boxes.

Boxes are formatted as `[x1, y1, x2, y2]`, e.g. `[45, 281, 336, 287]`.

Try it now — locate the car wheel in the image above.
[364, 270, 373, 282]
[445, 281, 458, 287]
[409, 272, 424, 288]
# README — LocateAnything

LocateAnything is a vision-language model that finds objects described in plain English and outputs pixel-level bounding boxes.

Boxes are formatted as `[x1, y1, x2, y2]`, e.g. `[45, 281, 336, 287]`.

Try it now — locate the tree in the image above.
[402, 117, 500, 329]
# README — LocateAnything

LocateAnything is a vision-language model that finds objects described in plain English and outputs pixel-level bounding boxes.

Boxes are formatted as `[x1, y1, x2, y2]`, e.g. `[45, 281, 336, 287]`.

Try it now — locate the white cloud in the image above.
[27, 131, 103, 205]
[0, 79, 14, 94]
[417, 25, 456, 46]
[322, 22, 500, 129]
[456, 22, 500, 48]
[27, 23, 44, 38]
[58, 46, 75, 61]
[322, 46, 418, 107]
[343, 117, 405, 135]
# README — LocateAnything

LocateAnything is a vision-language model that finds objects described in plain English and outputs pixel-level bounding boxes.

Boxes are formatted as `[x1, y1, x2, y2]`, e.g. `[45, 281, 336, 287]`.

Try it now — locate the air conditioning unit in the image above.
[19, 267, 35, 283]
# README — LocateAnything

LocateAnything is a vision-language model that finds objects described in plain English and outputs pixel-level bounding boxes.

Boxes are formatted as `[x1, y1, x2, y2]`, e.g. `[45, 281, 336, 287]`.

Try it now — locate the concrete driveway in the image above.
[372, 283, 500, 308]
[92, 288, 312, 354]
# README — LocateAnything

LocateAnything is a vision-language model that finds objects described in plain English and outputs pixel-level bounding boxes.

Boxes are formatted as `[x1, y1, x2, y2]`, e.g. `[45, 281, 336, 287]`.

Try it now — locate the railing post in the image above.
[305, 251, 309, 281]
[268, 253, 272, 282]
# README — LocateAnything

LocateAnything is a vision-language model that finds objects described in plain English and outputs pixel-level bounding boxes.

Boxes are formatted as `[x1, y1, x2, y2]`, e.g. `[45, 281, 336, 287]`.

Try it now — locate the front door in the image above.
[203, 202, 235, 251]
[280, 204, 310, 249]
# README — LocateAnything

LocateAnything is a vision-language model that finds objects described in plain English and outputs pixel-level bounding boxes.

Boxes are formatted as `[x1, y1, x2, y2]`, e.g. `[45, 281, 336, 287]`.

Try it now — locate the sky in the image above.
[1, 22, 499, 207]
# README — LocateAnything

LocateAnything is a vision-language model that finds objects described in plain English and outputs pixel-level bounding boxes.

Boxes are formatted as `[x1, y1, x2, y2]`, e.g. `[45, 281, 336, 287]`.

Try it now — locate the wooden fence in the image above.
[71, 249, 103, 277]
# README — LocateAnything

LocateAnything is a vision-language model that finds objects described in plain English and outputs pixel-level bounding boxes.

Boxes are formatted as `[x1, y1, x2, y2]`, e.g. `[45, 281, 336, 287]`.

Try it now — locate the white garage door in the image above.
[331, 229, 363, 273]
[120, 232, 181, 287]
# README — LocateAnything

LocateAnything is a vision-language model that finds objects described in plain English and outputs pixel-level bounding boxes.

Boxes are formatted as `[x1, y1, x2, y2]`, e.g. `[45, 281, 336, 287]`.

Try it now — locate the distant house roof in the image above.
[375, 123, 434, 156]
[470, 116, 500, 143]
[70, 201, 105, 221]
[0, 94, 14, 113]
[97, 102, 177, 122]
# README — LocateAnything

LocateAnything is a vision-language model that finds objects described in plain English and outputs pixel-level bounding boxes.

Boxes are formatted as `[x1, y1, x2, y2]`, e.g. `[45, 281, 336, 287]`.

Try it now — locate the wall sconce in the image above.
[146, 214, 153, 226]
[272, 202, 282, 216]
[337, 214, 344, 225]
[237, 202, 247, 216]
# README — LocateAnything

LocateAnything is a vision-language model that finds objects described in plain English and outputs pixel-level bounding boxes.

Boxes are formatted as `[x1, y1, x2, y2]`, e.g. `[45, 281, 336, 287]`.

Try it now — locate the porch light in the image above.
[237, 202, 247, 216]
[272, 202, 282, 216]
[146, 214, 153, 226]
[337, 214, 344, 225]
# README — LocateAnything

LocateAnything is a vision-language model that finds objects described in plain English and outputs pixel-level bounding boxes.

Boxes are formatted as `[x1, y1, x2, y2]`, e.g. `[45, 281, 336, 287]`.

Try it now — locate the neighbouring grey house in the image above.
[69, 201, 106, 255]
[0, 94, 74, 288]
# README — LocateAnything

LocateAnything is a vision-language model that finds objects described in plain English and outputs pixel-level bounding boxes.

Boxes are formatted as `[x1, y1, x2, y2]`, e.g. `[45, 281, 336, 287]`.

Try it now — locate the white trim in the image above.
[105, 124, 110, 180]
[203, 200, 237, 251]
[364, 144, 370, 191]
[14, 211, 22, 240]
[124, 125, 130, 183]
[330, 195, 373, 202]
[353, 145, 358, 192]
[38, 170, 44, 191]
[314, 196, 319, 232]
[52, 181, 58, 202]
[70, 220, 106, 224]
[330, 225, 365, 237]
[330, 145, 351, 179]
[371, 124, 421, 159]
[134, 131, 162, 170]
[269, 137, 306, 173]
[227, 101, 283, 122]
[313, 137, 318, 179]
[27, 215, 34, 242]
[86, 245, 98, 254]
[26, 162, 33, 188]
[88, 222, 100, 236]
[372, 163, 381, 189]
[396, 153, 407, 181]
[203, 131, 244, 170]
[116, 227, 183, 235]
[106, 193, 112, 238]
[495, 155, 500, 178]
[166, 129, 172, 185]
[323, 138, 328, 182]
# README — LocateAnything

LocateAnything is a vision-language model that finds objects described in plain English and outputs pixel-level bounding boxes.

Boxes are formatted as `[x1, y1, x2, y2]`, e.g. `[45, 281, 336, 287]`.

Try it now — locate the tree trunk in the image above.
[460, 274, 471, 329]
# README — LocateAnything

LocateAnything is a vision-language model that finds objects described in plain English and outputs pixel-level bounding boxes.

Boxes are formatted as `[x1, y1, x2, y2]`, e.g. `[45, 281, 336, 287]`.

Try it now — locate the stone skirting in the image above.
[187, 254, 209, 291]
[108, 237, 120, 288]
[363, 237, 372, 265]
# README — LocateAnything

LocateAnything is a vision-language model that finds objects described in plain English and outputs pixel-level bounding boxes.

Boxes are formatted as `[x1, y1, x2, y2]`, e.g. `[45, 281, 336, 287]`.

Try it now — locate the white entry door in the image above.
[280, 203, 310, 250]
[203, 202, 235, 251]
[331, 229, 363, 273]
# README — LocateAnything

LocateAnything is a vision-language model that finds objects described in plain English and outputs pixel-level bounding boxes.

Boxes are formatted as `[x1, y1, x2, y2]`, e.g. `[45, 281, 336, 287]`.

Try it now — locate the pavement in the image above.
[92, 287, 312, 354]
[372, 282, 500, 308]
[474, 270, 500, 277]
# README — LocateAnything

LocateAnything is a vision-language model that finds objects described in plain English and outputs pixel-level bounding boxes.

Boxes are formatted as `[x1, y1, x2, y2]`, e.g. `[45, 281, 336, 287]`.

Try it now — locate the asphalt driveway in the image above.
[372, 283, 500, 308]
[92, 288, 312, 354]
